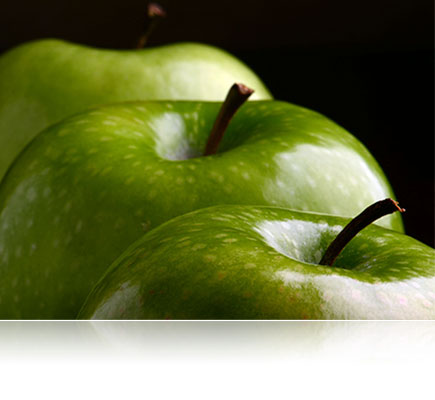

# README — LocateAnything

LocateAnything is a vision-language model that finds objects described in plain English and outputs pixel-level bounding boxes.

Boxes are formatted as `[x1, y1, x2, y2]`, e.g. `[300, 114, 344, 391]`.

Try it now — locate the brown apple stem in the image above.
[203, 83, 254, 156]
[319, 198, 405, 267]
[136, 3, 166, 48]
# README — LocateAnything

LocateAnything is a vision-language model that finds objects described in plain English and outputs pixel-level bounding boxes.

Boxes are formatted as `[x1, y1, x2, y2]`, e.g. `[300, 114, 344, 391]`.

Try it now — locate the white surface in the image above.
[0, 321, 433, 399]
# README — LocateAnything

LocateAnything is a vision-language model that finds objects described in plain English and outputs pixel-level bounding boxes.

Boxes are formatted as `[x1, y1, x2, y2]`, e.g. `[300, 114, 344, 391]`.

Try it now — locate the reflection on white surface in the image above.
[0, 320, 433, 361]
[0, 321, 433, 400]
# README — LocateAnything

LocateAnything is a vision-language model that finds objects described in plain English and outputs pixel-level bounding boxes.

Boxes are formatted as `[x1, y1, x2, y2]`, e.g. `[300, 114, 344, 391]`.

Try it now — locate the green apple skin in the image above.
[78, 205, 435, 320]
[0, 100, 403, 319]
[0, 39, 272, 180]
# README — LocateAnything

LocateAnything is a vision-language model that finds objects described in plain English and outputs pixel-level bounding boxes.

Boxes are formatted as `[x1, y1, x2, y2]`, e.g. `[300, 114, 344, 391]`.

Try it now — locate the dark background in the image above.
[1, 0, 433, 246]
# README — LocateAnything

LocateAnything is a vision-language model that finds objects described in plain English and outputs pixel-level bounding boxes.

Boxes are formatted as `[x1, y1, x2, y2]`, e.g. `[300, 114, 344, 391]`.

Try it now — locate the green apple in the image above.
[0, 96, 403, 319]
[0, 39, 272, 180]
[78, 203, 435, 319]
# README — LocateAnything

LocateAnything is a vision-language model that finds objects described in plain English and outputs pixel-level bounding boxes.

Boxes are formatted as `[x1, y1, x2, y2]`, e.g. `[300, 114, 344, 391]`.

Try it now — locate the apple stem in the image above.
[203, 83, 254, 156]
[136, 2, 166, 48]
[319, 198, 405, 267]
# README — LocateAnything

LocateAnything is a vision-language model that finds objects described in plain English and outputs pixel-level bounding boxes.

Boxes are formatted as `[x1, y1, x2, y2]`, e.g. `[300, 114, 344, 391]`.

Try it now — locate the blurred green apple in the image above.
[0, 39, 272, 180]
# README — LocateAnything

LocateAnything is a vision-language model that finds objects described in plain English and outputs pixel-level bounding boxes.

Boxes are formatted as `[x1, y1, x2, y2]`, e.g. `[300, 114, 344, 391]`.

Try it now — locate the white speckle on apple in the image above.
[155, 170, 164, 176]
[192, 243, 206, 251]
[223, 238, 238, 243]
[100, 136, 113, 142]
[176, 240, 191, 248]
[64, 201, 72, 212]
[103, 120, 116, 126]
[123, 154, 135, 160]
[210, 171, 223, 182]
[26, 187, 37, 202]
[187, 176, 195, 184]
[43, 187, 51, 198]
[242, 172, 250, 180]
[211, 217, 229, 222]
[75, 220, 83, 233]
[100, 166, 112, 176]
[244, 263, 256, 269]
[133, 117, 144, 125]
[204, 254, 217, 262]
[30, 243, 37, 254]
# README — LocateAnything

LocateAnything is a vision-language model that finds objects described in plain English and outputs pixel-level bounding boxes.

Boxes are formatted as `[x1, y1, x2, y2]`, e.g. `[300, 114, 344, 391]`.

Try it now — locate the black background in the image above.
[1, 0, 433, 246]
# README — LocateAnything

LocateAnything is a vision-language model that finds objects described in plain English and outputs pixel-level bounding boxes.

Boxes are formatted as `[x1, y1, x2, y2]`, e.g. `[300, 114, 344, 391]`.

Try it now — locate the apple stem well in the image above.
[319, 198, 405, 267]
[136, 2, 167, 48]
[203, 83, 254, 156]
